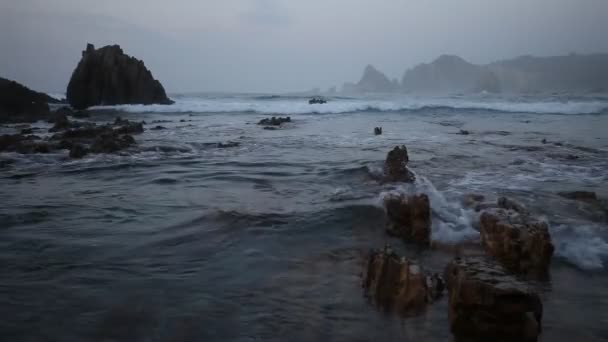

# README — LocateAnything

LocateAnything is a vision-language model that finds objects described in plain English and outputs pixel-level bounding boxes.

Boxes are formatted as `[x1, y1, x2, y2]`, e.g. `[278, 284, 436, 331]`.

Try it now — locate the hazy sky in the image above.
[1, 0, 607, 93]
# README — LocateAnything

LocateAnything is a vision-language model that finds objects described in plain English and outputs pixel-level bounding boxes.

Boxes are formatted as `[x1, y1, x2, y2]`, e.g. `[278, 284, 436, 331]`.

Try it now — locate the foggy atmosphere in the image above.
[1, 0, 608, 341]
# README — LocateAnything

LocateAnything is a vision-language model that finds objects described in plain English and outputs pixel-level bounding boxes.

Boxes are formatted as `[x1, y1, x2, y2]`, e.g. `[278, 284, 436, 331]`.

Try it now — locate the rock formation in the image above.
[558, 191, 598, 202]
[257, 116, 291, 126]
[66, 44, 173, 109]
[384, 193, 431, 245]
[383, 145, 415, 182]
[363, 246, 444, 313]
[374, 127, 382, 135]
[445, 256, 543, 342]
[479, 197, 554, 275]
[0, 77, 61, 123]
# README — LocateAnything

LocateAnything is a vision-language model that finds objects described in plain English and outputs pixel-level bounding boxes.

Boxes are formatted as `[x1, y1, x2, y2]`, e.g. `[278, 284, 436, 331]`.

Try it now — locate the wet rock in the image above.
[49, 113, 71, 132]
[384, 193, 431, 245]
[263, 126, 278, 130]
[150, 125, 166, 130]
[308, 97, 327, 104]
[383, 145, 415, 182]
[0, 134, 53, 154]
[151, 120, 172, 124]
[463, 194, 485, 208]
[113, 118, 144, 135]
[55, 106, 74, 117]
[0, 77, 60, 123]
[20, 128, 34, 135]
[459, 129, 470, 135]
[72, 110, 90, 118]
[67, 43, 173, 109]
[445, 256, 543, 342]
[217, 142, 240, 148]
[558, 191, 598, 202]
[257, 116, 291, 126]
[480, 198, 554, 275]
[90, 133, 135, 153]
[69, 144, 89, 159]
[374, 127, 382, 135]
[363, 245, 444, 313]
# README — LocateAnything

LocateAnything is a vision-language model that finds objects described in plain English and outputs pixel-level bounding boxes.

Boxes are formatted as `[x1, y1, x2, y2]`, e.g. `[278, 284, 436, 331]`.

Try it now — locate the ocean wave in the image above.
[552, 223, 608, 270]
[90, 95, 608, 115]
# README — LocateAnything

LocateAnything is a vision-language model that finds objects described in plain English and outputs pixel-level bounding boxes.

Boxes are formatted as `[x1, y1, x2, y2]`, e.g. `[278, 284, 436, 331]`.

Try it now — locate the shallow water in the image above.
[1, 94, 608, 341]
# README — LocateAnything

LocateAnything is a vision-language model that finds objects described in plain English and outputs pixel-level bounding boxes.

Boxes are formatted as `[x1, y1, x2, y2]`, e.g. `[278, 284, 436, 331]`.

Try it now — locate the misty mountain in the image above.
[400, 53, 608, 94]
[342, 65, 399, 93]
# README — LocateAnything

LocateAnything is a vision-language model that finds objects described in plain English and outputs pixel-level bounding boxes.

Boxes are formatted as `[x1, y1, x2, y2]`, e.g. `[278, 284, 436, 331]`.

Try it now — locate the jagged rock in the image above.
[66, 44, 173, 109]
[362, 246, 444, 313]
[150, 125, 166, 130]
[257, 116, 291, 126]
[90, 133, 135, 153]
[0, 77, 60, 123]
[308, 97, 327, 104]
[479, 198, 554, 275]
[384, 193, 431, 245]
[49, 114, 71, 132]
[69, 144, 89, 159]
[445, 256, 543, 342]
[383, 145, 415, 182]
[558, 191, 598, 202]
[374, 127, 382, 135]
[459, 129, 470, 135]
[72, 110, 90, 118]
[20, 128, 33, 135]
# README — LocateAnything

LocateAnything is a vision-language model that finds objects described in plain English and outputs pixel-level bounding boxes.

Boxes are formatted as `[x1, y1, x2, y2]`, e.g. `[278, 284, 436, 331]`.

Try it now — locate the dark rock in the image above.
[113, 118, 144, 135]
[480, 198, 554, 275]
[0, 134, 52, 154]
[69, 144, 89, 159]
[445, 256, 543, 342]
[308, 97, 327, 104]
[384, 193, 431, 245]
[257, 116, 291, 126]
[462, 193, 486, 208]
[151, 120, 172, 124]
[49, 113, 71, 132]
[55, 106, 74, 117]
[383, 145, 415, 182]
[363, 245, 444, 313]
[0, 77, 60, 123]
[217, 142, 240, 148]
[66, 44, 174, 109]
[541, 138, 547, 144]
[263, 126, 277, 130]
[90, 133, 135, 153]
[459, 129, 470, 135]
[72, 110, 90, 118]
[374, 127, 382, 135]
[150, 125, 166, 130]
[20, 128, 34, 135]
[558, 191, 598, 201]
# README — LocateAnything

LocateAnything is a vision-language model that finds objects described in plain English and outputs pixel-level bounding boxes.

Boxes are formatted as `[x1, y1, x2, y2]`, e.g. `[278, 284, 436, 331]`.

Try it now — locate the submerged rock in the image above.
[459, 129, 470, 135]
[257, 116, 291, 126]
[383, 145, 415, 182]
[69, 144, 89, 159]
[66, 44, 173, 109]
[479, 197, 554, 275]
[0, 77, 60, 123]
[217, 142, 240, 148]
[374, 127, 382, 135]
[150, 125, 166, 130]
[558, 191, 598, 202]
[0, 134, 53, 154]
[308, 97, 327, 104]
[445, 256, 543, 342]
[362, 246, 444, 313]
[384, 193, 431, 245]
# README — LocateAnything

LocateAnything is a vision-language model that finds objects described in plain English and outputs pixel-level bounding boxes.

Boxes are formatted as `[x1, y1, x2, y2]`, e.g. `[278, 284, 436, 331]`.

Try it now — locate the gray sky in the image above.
[1, 0, 607, 93]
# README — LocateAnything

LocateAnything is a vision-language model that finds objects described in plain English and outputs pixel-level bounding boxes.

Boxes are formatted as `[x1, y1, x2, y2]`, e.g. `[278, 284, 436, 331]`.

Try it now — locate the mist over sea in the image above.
[1, 93, 608, 341]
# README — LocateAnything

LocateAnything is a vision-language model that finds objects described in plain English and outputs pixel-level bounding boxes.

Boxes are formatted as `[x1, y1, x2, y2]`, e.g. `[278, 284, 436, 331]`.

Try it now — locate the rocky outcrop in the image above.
[66, 44, 173, 109]
[479, 197, 554, 275]
[0, 134, 51, 154]
[257, 116, 291, 127]
[363, 246, 444, 313]
[374, 127, 382, 135]
[558, 191, 598, 202]
[384, 193, 431, 245]
[445, 257, 543, 342]
[383, 145, 415, 182]
[0, 77, 61, 123]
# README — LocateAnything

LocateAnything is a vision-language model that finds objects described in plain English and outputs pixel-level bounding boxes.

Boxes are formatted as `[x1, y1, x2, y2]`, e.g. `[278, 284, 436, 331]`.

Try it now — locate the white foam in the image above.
[552, 223, 608, 270]
[90, 95, 608, 115]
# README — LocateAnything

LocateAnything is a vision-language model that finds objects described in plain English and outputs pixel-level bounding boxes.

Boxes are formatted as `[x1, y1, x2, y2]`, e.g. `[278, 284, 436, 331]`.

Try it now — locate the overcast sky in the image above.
[1, 0, 607, 93]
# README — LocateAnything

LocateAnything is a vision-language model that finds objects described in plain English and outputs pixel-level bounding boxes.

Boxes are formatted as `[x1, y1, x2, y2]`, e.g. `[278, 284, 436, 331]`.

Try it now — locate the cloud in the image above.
[240, 0, 291, 27]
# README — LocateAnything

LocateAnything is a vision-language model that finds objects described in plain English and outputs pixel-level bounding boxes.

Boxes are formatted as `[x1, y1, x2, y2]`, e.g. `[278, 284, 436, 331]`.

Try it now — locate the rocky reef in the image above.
[66, 44, 173, 109]
[383, 145, 415, 182]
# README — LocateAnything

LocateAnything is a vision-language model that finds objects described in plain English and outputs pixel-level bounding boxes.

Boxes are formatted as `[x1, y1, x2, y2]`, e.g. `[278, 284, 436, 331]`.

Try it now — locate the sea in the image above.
[1, 93, 607, 341]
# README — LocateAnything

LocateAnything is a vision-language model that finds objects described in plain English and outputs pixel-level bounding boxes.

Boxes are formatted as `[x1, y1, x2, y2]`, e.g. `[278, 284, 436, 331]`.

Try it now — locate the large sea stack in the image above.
[66, 44, 174, 109]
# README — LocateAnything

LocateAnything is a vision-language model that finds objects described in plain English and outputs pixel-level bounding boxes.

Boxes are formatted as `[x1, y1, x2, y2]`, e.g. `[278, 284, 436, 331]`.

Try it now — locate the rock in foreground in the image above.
[480, 198, 554, 275]
[384, 193, 431, 245]
[558, 191, 598, 202]
[363, 246, 444, 313]
[445, 257, 543, 342]
[383, 145, 415, 182]
[257, 116, 291, 126]
[66, 44, 173, 109]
